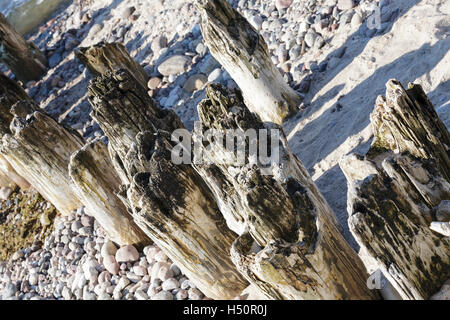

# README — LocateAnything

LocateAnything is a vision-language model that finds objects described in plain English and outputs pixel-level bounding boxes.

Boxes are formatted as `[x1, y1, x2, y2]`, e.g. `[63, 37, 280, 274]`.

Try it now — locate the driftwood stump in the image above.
[69, 138, 150, 246]
[0, 75, 32, 188]
[196, 0, 301, 125]
[340, 80, 450, 300]
[194, 84, 378, 300]
[76, 42, 149, 88]
[0, 13, 47, 82]
[1, 106, 84, 216]
[87, 69, 248, 300]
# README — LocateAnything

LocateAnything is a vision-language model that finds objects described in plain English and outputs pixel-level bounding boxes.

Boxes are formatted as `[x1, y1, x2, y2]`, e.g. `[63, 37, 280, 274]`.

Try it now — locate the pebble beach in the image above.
[0, 0, 449, 300]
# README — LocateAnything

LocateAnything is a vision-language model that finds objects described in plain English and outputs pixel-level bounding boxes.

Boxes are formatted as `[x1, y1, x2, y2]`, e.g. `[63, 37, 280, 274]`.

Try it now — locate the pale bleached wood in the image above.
[0, 154, 30, 189]
[340, 79, 450, 300]
[1, 108, 84, 215]
[76, 42, 149, 88]
[196, 0, 301, 125]
[69, 138, 150, 246]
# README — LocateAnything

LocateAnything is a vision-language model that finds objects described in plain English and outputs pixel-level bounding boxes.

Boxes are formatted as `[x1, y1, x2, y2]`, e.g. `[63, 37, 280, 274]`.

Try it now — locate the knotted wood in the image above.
[1, 106, 84, 215]
[196, 0, 301, 125]
[69, 138, 150, 246]
[340, 79, 450, 300]
[194, 84, 378, 300]
[0, 13, 47, 82]
[76, 42, 149, 88]
[87, 69, 248, 300]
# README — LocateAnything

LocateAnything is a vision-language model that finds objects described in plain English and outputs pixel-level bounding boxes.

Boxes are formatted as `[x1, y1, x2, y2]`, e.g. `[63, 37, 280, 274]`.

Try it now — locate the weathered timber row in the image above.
[87, 69, 248, 300]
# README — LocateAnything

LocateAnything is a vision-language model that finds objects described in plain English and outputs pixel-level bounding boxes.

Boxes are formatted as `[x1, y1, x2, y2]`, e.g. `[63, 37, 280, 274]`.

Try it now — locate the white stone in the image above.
[115, 245, 139, 263]
[158, 55, 191, 76]
[0, 187, 12, 200]
[162, 278, 180, 291]
[101, 240, 118, 258]
[135, 289, 149, 300]
[188, 288, 204, 300]
[337, 0, 355, 11]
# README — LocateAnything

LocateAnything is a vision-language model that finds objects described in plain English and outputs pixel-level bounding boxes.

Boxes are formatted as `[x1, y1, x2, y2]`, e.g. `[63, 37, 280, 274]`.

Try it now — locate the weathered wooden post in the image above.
[69, 138, 151, 246]
[196, 0, 301, 125]
[0, 13, 47, 82]
[340, 79, 450, 300]
[87, 69, 248, 300]
[0, 75, 32, 189]
[75, 42, 149, 88]
[1, 103, 84, 216]
[193, 84, 378, 300]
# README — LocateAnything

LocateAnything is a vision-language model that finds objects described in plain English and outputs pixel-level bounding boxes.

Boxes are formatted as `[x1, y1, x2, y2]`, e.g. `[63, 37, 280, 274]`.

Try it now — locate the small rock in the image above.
[81, 215, 94, 227]
[176, 289, 188, 300]
[121, 6, 136, 20]
[71, 221, 82, 232]
[10, 249, 24, 261]
[154, 250, 168, 262]
[98, 293, 112, 300]
[304, 31, 318, 48]
[148, 77, 162, 90]
[170, 264, 181, 277]
[101, 240, 118, 258]
[152, 290, 173, 300]
[133, 265, 147, 277]
[183, 74, 207, 93]
[158, 55, 191, 76]
[103, 255, 120, 275]
[162, 278, 180, 291]
[62, 286, 72, 300]
[151, 35, 168, 55]
[351, 13, 363, 28]
[135, 289, 149, 300]
[208, 68, 222, 82]
[78, 226, 93, 236]
[275, 0, 293, 11]
[337, 0, 355, 11]
[29, 273, 39, 286]
[82, 286, 97, 300]
[1, 282, 17, 299]
[115, 245, 139, 263]
[157, 263, 174, 281]
[115, 276, 131, 293]
[195, 43, 207, 56]
[188, 288, 204, 300]
[0, 187, 12, 200]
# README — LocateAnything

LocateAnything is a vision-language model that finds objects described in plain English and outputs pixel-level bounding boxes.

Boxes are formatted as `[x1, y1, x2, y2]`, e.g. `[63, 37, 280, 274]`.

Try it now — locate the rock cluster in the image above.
[0, 208, 206, 300]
